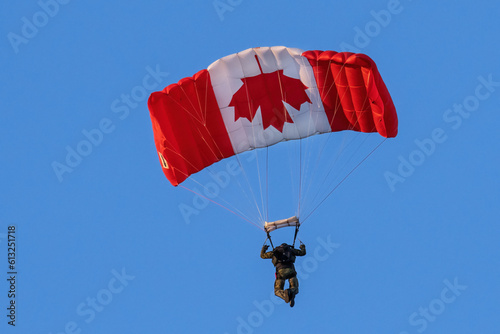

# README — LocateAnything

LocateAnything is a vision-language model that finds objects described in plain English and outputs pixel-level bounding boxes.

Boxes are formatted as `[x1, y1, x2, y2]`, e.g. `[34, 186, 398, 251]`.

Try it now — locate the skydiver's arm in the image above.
[260, 245, 273, 259]
[293, 244, 306, 256]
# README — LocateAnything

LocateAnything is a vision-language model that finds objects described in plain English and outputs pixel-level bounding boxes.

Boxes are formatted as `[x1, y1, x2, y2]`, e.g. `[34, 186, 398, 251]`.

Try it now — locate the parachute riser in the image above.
[292, 225, 299, 248]
[265, 232, 275, 250]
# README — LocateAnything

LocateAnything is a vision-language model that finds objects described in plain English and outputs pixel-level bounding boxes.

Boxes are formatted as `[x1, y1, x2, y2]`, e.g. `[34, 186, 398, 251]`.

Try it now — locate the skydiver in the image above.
[260, 242, 306, 307]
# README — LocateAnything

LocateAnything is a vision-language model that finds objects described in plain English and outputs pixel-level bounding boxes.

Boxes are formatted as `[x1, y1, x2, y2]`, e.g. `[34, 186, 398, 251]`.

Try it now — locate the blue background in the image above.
[1, 1, 499, 333]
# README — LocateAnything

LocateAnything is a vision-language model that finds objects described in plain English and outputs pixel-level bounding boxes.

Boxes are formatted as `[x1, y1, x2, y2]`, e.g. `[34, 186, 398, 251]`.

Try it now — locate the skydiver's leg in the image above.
[289, 276, 299, 295]
[279, 268, 298, 295]
[274, 276, 290, 303]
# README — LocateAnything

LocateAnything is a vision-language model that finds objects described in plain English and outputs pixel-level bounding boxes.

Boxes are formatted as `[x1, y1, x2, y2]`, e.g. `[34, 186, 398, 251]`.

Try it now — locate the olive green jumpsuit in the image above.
[261, 244, 306, 304]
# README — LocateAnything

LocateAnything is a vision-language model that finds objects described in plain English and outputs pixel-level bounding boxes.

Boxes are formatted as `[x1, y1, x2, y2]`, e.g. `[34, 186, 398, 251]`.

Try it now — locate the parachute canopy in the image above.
[148, 46, 397, 186]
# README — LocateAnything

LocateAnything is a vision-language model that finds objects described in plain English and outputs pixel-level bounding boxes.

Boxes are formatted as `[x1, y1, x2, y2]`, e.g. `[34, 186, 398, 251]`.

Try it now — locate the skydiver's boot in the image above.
[288, 289, 295, 307]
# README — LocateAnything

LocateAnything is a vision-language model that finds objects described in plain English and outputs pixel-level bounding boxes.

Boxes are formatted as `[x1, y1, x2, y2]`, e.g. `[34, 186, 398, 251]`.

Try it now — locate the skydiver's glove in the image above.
[262, 245, 269, 251]
[299, 243, 306, 250]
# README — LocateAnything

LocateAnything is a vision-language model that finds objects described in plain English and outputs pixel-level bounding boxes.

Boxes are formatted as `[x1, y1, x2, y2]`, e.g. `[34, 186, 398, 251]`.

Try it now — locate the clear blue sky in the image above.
[1, 1, 500, 333]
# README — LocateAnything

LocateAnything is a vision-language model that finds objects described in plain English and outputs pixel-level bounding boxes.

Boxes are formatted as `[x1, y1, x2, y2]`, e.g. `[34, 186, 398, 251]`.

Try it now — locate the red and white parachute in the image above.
[148, 46, 397, 232]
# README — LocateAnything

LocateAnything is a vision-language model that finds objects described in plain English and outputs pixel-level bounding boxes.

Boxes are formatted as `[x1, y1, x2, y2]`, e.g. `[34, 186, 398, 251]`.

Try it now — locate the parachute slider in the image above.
[264, 216, 300, 233]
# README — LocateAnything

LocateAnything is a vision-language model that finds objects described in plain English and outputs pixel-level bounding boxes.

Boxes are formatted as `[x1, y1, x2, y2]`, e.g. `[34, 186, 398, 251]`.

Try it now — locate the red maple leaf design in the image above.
[228, 55, 311, 132]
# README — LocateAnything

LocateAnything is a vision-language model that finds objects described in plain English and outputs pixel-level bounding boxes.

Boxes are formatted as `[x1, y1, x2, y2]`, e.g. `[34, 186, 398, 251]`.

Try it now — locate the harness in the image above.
[264, 223, 300, 250]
